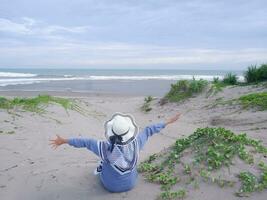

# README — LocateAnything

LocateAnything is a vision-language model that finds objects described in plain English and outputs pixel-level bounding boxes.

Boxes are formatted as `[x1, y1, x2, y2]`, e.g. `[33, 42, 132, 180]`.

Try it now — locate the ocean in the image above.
[0, 68, 244, 96]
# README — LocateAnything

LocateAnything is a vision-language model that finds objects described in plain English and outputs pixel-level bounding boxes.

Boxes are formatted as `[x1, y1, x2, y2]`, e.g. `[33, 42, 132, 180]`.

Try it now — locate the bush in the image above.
[141, 96, 153, 113]
[212, 77, 220, 84]
[245, 65, 261, 83]
[223, 73, 238, 85]
[239, 92, 267, 110]
[166, 78, 208, 102]
[244, 64, 267, 83]
[258, 64, 267, 80]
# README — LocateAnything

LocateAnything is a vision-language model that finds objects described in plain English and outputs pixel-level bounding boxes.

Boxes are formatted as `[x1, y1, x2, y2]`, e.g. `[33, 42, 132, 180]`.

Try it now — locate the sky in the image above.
[0, 0, 266, 70]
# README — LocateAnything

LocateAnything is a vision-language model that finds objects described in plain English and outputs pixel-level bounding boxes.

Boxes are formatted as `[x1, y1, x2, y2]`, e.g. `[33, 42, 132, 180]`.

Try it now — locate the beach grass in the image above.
[165, 78, 208, 102]
[222, 73, 238, 85]
[244, 64, 267, 83]
[0, 95, 105, 119]
[0, 95, 75, 113]
[141, 96, 153, 113]
[138, 127, 267, 199]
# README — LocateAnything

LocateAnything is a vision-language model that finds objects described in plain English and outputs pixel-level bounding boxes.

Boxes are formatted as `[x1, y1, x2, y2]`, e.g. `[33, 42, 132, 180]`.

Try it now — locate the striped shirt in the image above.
[68, 122, 166, 192]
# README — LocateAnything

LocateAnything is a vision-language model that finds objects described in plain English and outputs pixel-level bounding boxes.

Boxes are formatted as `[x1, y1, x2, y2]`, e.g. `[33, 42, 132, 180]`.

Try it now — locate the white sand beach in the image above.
[0, 85, 267, 200]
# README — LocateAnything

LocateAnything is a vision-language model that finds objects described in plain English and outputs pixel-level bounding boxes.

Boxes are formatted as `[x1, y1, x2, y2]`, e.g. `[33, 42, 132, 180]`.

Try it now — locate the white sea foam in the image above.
[0, 72, 37, 77]
[0, 75, 245, 87]
[63, 74, 74, 78]
[88, 75, 224, 80]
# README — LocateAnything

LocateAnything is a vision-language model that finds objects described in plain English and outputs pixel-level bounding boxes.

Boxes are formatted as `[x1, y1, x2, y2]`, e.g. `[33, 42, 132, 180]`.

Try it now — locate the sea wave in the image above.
[0, 75, 245, 87]
[88, 75, 225, 80]
[0, 72, 37, 77]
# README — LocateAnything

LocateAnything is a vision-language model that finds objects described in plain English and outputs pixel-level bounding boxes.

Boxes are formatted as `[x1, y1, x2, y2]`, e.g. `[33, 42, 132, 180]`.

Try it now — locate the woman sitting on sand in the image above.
[50, 112, 180, 192]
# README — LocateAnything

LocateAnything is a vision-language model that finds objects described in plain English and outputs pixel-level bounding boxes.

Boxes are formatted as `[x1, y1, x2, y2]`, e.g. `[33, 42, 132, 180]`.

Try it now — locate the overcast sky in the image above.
[0, 0, 266, 70]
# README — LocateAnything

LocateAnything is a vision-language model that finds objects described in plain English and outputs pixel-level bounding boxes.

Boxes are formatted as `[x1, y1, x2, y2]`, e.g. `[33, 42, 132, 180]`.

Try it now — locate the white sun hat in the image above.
[105, 113, 138, 145]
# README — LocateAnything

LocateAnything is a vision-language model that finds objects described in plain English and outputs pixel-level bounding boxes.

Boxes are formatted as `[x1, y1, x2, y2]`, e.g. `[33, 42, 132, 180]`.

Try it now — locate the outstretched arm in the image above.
[165, 113, 181, 127]
[49, 135, 100, 156]
[137, 113, 181, 150]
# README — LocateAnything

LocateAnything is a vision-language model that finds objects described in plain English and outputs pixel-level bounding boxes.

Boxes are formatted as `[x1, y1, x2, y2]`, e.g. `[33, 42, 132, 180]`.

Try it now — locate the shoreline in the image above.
[0, 90, 150, 98]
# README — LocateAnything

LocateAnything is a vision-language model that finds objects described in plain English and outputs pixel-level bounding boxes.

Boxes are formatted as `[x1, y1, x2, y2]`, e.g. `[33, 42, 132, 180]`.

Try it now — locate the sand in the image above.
[0, 85, 267, 200]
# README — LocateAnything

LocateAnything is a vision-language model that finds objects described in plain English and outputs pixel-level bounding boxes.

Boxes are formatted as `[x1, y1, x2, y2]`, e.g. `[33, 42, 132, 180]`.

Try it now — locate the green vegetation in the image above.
[244, 64, 267, 83]
[0, 95, 93, 116]
[209, 92, 267, 111]
[141, 96, 153, 112]
[0, 130, 15, 135]
[160, 189, 186, 200]
[163, 63, 267, 100]
[207, 79, 226, 96]
[208, 73, 239, 96]
[222, 73, 238, 85]
[237, 162, 267, 196]
[165, 78, 208, 102]
[238, 92, 267, 110]
[138, 127, 267, 199]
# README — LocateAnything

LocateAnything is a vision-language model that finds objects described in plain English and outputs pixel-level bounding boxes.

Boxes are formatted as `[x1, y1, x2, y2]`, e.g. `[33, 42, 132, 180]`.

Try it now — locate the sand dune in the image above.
[0, 85, 267, 200]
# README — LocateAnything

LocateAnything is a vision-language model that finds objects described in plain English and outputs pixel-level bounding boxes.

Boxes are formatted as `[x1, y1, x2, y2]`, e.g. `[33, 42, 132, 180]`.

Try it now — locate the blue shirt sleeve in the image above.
[137, 122, 166, 150]
[68, 138, 100, 156]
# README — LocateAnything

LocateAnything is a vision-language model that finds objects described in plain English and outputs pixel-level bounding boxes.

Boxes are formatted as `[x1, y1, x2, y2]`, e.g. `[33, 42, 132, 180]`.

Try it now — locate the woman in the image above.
[50, 112, 180, 192]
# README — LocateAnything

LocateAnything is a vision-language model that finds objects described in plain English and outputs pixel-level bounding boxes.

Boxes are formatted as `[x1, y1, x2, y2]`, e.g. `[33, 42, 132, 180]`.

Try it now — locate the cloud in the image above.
[0, 17, 90, 37]
[0, 18, 32, 34]
[0, 40, 266, 69]
[0, 0, 266, 69]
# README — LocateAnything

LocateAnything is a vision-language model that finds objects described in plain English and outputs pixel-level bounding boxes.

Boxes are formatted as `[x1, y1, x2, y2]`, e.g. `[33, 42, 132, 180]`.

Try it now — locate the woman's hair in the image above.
[109, 134, 123, 152]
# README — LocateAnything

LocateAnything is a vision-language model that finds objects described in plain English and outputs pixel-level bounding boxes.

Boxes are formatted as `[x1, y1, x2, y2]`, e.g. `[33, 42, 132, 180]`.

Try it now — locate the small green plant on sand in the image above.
[210, 92, 267, 111]
[237, 162, 267, 197]
[138, 127, 267, 199]
[160, 189, 186, 200]
[165, 78, 208, 102]
[141, 96, 153, 113]
[238, 92, 267, 110]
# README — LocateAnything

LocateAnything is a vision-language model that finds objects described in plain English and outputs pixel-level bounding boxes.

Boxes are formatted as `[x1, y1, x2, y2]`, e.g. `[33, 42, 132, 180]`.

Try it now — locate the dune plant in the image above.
[238, 92, 267, 110]
[212, 77, 220, 84]
[245, 65, 261, 83]
[222, 73, 238, 85]
[165, 78, 208, 102]
[0, 95, 100, 117]
[138, 127, 267, 199]
[207, 80, 226, 96]
[244, 64, 267, 83]
[141, 96, 153, 113]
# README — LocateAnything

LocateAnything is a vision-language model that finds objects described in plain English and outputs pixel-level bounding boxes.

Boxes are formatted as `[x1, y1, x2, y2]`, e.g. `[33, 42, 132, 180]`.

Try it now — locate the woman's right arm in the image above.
[137, 113, 181, 150]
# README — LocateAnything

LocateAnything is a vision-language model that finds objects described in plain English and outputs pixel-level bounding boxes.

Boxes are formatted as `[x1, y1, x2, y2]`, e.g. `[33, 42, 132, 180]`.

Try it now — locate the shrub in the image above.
[258, 64, 267, 80]
[141, 96, 153, 113]
[245, 65, 261, 83]
[223, 73, 238, 85]
[166, 78, 208, 102]
[244, 64, 267, 83]
[238, 92, 267, 110]
[212, 77, 220, 84]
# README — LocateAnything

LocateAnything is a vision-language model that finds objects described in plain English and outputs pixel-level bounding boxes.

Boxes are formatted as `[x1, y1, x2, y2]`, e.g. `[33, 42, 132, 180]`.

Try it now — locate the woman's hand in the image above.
[165, 113, 181, 126]
[49, 135, 68, 149]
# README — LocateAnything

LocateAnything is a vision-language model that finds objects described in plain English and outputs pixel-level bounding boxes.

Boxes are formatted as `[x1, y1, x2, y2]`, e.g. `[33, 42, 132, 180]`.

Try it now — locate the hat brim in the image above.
[104, 113, 138, 145]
